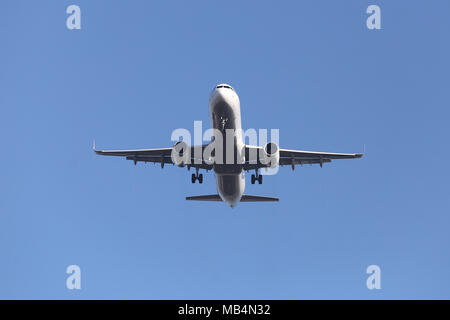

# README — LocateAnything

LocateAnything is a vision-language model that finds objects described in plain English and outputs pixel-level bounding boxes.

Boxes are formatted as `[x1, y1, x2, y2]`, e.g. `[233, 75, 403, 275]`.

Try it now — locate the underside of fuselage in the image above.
[209, 85, 245, 207]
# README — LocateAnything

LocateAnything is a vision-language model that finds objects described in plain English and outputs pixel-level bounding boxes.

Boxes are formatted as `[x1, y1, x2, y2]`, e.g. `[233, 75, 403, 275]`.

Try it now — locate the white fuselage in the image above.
[209, 85, 245, 207]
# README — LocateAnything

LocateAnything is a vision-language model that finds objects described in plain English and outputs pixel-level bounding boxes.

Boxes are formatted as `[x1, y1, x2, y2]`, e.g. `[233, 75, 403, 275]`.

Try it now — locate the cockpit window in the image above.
[215, 84, 234, 91]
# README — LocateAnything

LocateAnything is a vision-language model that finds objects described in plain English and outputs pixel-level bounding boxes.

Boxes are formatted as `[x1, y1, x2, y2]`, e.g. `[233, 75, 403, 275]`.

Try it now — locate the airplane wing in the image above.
[93, 142, 213, 170]
[244, 145, 363, 170]
[94, 141, 362, 170]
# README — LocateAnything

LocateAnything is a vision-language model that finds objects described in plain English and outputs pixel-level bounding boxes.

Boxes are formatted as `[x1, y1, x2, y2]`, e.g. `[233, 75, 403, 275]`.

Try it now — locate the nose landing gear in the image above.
[219, 116, 228, 131]
[251, 170, 263, 185]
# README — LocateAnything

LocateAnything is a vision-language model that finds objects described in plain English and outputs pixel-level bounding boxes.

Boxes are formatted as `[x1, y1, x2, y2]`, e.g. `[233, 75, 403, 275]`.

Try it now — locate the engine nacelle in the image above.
[171, 141, 190, 167]
[262, 142, 280, 168]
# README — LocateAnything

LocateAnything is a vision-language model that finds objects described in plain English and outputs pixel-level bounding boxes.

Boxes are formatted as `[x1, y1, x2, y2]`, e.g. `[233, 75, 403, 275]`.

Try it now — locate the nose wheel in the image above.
[219, 116, 228, 131]
[191, 168, 203, 184]
[251, 170, 262, 184]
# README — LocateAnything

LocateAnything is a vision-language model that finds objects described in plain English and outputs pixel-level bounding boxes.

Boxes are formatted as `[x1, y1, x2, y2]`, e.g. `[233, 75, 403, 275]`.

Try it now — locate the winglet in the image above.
[355, 144, 365, 158]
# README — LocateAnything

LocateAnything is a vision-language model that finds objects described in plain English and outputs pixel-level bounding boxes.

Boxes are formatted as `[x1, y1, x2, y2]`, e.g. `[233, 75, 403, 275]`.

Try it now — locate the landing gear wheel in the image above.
[258, 175, 263, 184]
[191, 173, 196, 184]
[198, 174, 203, 184]
[251, 174, 256, 184]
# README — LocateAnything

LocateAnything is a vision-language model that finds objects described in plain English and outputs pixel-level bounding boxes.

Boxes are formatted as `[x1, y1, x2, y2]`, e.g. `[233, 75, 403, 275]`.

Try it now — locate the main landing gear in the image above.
[191, 167, 203, 184]
[251, 170, 263, 185]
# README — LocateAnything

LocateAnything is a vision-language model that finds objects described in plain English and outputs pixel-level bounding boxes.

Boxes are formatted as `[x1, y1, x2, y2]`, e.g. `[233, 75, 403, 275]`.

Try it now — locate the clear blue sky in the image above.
[1, 0, 449, 299]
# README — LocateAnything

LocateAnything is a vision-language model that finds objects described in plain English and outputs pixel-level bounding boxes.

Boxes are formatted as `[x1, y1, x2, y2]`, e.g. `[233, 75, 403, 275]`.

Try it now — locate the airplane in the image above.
[94, 83, 363, 207]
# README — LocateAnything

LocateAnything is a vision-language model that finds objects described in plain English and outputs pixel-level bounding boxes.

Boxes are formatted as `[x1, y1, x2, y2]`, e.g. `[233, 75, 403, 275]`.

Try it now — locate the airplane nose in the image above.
[210, 89, 232, 115]
[212, 88, 226, 102]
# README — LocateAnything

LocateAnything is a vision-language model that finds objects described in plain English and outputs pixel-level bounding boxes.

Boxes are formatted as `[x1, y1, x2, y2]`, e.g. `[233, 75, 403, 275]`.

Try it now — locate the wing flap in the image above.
[278, 158, 331, 166]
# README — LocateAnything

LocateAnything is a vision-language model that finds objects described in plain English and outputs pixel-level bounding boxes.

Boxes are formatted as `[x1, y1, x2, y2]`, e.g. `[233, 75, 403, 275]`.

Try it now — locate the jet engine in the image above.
[262, 142, 280, 168]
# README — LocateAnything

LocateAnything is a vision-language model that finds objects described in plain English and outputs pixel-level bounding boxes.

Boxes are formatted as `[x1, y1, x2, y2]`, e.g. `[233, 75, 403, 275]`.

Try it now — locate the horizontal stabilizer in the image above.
[240, 195, 279, 202]
[185, 194, 279, 202]
[186, 194, 222, 201]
